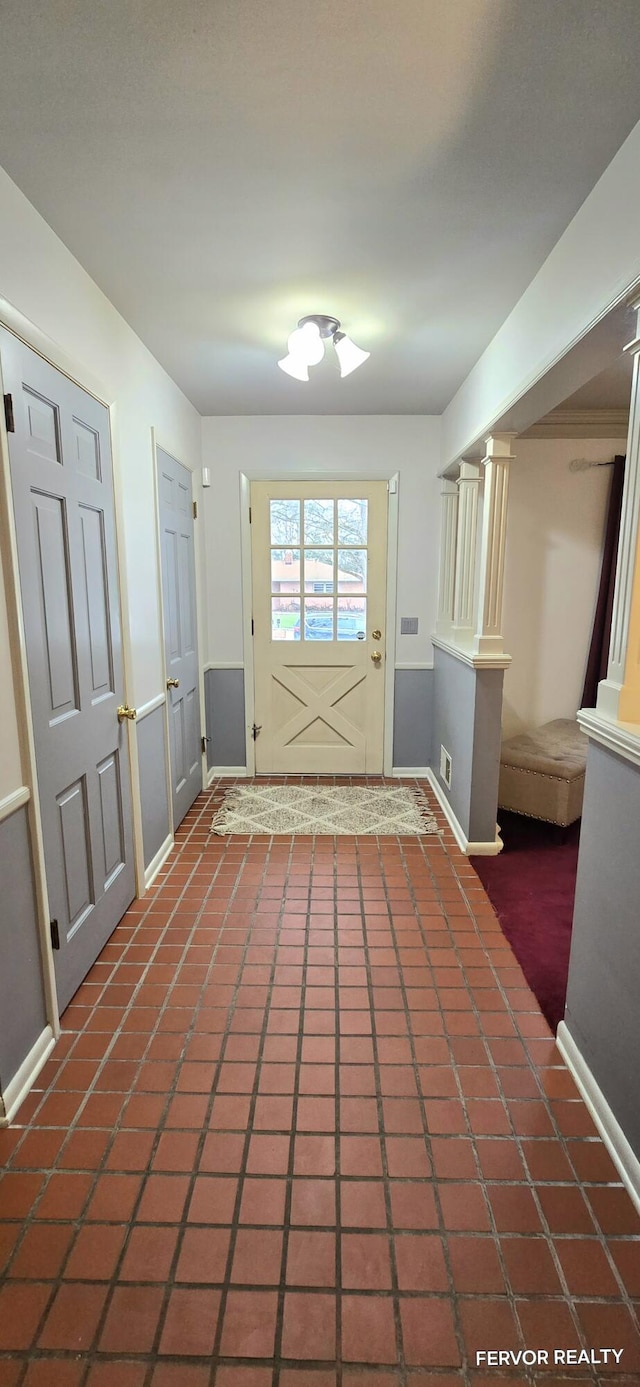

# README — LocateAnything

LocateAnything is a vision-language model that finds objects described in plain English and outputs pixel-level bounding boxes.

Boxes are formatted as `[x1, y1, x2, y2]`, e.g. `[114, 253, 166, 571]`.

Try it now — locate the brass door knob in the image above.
[371, 650, 382, 665]
[117, 704, 137, 721]
[372, 629, 382, 641]
[167, 678, 180, 689]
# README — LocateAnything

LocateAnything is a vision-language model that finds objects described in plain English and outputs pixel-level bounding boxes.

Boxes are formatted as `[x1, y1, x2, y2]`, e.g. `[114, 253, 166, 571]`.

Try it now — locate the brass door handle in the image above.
[117, 704, 137, 721]
[372, 629, 382, 641]
[371, 651, 382, 665]
[167, 678, 180, 689]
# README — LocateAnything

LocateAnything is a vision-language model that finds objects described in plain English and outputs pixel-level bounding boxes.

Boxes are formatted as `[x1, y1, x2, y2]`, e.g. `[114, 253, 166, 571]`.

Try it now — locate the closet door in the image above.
[2, 328, 135, 1013]
[157, 447, 202, 827]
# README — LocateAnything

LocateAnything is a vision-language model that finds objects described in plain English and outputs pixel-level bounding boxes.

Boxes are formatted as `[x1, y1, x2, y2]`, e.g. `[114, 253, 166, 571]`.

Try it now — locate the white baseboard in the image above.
[0, 1025, 56, 1127]
[207, 766, 249, 786]
[391, 767, 431, 778]
[557, 1021, 640, 1217]
[144, 833, 173, 890]
[426, 768, 503, 855]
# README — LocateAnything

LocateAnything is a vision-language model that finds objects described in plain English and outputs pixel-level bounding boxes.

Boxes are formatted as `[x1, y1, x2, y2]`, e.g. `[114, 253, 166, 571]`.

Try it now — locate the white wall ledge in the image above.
[578, 707, 640, 769]
[432, 636, 512, 671]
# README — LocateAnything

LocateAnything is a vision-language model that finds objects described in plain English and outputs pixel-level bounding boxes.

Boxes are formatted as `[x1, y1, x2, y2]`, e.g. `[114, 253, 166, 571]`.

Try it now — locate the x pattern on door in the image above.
[271, 661, 367, 755]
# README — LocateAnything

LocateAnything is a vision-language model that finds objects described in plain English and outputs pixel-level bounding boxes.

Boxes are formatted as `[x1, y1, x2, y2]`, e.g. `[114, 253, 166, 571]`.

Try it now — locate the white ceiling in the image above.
[2, 1, 640, 415]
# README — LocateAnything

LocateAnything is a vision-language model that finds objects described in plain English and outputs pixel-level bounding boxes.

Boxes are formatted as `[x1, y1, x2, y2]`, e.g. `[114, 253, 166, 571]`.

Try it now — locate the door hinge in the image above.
[3, 393, 15, 433]
[248, 506, 252, 523]
[50, 919, 60, 951]
[192, 500, 198, 519]
[251, 723, 262, 740]
[201, 734, 210, 754]
[251, 617, 254, 635]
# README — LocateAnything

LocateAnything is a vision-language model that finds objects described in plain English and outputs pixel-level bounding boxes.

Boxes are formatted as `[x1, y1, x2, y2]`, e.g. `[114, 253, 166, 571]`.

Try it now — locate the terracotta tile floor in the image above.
[1, 778, 639, 1386]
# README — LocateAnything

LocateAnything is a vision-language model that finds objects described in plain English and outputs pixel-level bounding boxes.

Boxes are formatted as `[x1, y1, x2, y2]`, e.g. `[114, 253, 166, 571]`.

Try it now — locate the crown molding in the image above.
[521, 408, 629, 440]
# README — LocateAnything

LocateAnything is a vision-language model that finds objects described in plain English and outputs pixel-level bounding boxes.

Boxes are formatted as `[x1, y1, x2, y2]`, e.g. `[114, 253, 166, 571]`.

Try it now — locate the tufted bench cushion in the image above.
[498, 717, 588, 827]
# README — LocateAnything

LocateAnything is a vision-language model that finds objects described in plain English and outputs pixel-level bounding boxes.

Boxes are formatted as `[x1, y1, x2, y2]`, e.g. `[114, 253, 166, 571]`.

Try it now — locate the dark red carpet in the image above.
[471, 812, 581, 1032]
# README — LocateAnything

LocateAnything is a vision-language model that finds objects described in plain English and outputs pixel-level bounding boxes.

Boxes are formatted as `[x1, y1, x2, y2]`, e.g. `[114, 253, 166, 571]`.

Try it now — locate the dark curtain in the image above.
[581, 454, 626, 709]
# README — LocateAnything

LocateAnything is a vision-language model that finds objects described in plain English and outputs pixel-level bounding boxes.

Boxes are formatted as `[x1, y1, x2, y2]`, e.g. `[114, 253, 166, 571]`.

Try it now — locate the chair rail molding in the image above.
[0, 784, 31, 824]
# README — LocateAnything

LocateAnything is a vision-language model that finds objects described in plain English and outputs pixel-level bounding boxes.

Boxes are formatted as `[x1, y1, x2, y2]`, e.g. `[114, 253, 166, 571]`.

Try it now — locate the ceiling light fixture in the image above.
[278, 315, 370, 381]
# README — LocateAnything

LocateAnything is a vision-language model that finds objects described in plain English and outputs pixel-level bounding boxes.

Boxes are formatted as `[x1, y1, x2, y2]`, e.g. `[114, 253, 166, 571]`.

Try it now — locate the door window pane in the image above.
[270, 499, 300, 545]
[337, 596, 367, 640]
[304, 499, 334, 544]
[304, 596, 334, 640]
[337, 498, 368, 545]
[304, 549, 334, 592]
[271, 548, 300, 592]
[272, 598, 300, 640]
[337, 550, 367, 592]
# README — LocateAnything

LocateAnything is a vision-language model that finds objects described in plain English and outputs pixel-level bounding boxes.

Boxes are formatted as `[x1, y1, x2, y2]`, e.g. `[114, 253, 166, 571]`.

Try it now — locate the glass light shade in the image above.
[334, 333, 370, 377]
[287, 322, 325, 366]
[278, 354, 309, 381]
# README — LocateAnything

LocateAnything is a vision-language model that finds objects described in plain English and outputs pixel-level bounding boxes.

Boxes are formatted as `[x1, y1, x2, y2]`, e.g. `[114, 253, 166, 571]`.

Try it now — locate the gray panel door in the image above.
[157, 448, 202, 828]
[1, 329, 135, 1014]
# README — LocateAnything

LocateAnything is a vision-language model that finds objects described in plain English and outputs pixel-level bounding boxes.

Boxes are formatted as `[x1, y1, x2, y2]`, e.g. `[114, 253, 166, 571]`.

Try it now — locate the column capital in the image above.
[482, 433, 517, 461]
[439, 477, 459, 495]
[458, 459, 482, 483]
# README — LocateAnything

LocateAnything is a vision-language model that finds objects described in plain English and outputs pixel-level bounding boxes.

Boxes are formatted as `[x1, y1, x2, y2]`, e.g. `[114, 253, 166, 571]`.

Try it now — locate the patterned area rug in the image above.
[211, 784, 438, 836]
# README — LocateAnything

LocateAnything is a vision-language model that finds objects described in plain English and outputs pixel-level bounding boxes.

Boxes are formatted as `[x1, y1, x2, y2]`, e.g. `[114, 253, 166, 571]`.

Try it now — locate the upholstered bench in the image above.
[498, 718, 588, 827]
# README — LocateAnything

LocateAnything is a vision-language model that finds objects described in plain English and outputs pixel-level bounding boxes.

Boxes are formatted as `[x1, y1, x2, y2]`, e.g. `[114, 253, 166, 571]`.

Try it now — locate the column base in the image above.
[472, 633, 506, 656]
[596, 677, 623, 721]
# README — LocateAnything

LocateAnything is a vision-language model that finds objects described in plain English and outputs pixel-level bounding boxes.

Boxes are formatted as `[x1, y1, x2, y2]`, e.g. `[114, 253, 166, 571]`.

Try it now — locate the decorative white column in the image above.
[597, 308, 640, 722]
[452, 461, 481, 647]
[473, 433, 516, 656]
[435, 479, 459, 638]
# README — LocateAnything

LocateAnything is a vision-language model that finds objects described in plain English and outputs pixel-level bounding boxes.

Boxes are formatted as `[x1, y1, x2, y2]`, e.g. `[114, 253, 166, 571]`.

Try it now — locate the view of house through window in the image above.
[270, 496, 368, 640]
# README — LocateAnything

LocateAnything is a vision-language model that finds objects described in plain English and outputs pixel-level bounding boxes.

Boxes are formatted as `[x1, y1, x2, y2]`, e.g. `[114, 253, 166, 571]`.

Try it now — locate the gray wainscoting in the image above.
[0, 804, 47, 1091]
[432, 645, 504, 843]
[137, 705, 170, 868]
[565, 740, 640, 1159]
[392, 668, 433, 768]
[205, 668, 247, 769]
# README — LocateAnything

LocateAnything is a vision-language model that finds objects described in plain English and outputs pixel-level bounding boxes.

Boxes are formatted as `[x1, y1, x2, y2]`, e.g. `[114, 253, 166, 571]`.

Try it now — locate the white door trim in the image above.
[0, 297, 139, 1038]
[239, 471, 399, 776]
[384, 475, 399, 776]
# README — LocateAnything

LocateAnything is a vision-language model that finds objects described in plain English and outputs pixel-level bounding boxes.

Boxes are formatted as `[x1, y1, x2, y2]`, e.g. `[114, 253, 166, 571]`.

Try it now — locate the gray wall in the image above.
[431, 645, 504, 843]
[137, 705, 170, 868]
[0, 804, 47, 1092]
[392, 668, 433, 767]
[205, 667, 247, 769]
[565, 740, 640, 1159]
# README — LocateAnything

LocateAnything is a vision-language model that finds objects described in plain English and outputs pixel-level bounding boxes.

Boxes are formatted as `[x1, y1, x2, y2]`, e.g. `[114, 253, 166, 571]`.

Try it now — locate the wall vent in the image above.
[440, 745, 452, 788]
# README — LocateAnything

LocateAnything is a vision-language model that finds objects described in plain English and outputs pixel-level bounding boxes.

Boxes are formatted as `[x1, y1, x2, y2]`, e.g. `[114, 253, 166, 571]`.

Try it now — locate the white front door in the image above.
[251, 480, 388, 773]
